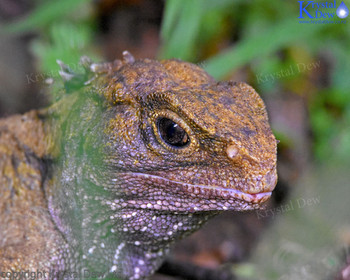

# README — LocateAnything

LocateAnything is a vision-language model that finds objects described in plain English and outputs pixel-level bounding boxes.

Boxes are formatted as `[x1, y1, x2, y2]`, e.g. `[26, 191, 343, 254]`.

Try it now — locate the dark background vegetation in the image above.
[0, 0, 349, 279]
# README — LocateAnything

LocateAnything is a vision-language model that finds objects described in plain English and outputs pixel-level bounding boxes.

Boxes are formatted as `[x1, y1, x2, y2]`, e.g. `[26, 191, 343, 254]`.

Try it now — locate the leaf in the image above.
[203, 18, 327, 80]
[159, 0, 203, 61]
[2, 0, 88, 34]
[31, 22, 93, 74]
[160, 0, 183, 43]
[329, 40, 350, 92]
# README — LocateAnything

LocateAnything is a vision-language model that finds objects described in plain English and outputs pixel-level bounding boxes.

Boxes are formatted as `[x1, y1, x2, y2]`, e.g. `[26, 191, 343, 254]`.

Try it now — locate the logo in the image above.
[298, 0, 349, 23]
[336, 1, 349, 17]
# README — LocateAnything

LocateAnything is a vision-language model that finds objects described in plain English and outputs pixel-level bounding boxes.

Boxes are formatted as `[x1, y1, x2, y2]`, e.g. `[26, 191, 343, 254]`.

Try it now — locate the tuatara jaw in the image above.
[115, 172, 274, 210]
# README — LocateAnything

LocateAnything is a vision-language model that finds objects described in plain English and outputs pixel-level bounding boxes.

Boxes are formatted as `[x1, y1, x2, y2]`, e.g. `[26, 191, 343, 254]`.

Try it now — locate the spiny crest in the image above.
[56, 51, 135, 92]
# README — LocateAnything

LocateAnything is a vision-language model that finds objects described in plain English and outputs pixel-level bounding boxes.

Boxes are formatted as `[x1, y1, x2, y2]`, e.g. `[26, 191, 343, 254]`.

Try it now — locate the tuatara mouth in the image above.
[116, 172, 273, 206]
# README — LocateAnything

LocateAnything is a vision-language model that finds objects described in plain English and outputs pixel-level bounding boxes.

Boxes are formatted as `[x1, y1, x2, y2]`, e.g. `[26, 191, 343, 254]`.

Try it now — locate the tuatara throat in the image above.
[0, 52, 277, 279]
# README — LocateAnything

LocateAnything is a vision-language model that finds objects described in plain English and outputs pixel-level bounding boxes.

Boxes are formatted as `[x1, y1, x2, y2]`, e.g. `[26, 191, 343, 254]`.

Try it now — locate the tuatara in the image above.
[0, 52, 277, 279]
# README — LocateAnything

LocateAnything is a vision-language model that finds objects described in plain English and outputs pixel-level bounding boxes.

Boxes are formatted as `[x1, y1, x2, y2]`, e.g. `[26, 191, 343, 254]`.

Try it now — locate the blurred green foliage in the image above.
[3, 0, 98, 84]
[3, 0, 350, 161]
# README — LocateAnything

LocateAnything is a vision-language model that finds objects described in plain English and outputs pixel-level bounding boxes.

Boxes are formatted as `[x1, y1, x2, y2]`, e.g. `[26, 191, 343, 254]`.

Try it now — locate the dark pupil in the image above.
[157, 118, 189, 147]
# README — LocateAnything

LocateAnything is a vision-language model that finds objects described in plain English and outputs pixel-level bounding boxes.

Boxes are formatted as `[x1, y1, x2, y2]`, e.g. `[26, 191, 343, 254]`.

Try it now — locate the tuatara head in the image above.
[101, 55, 277, 212]
[47, 52, 277, 279]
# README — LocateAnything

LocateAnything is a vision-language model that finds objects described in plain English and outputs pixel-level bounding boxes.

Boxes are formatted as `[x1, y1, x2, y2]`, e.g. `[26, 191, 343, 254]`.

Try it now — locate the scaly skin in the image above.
[0, 53, 277, 279]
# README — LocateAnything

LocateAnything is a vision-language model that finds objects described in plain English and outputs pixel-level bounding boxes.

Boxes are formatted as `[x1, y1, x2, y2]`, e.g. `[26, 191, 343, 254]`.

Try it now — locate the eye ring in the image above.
[150, 110, 197, 153]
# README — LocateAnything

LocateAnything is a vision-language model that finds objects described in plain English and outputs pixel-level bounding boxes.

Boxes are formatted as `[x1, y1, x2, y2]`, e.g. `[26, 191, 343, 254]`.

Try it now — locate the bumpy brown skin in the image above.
[0, 55, 277, 279]
[104, 59, 277, 201]
[0, 112, 63, 271]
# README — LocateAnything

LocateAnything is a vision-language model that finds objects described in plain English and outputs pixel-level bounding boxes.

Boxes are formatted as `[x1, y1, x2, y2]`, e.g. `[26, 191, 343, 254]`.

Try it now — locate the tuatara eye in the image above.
[157, 117, 190, 148]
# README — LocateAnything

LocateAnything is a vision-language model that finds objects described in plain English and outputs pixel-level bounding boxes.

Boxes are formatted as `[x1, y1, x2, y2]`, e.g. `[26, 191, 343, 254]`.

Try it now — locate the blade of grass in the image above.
[159, 0, 203, 61]
[2, 0, 88, 34]
[203, 18, 327, 80]
[160, 0, 183, 43]
[329, 40, 350, 92]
